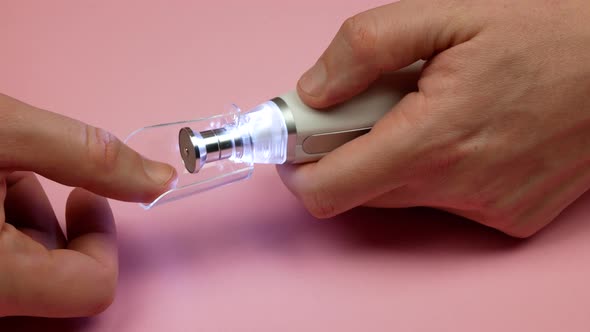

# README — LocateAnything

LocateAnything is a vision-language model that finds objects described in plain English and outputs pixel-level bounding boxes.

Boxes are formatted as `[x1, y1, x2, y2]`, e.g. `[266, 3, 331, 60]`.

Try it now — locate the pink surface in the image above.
[2, 1, 590, 331]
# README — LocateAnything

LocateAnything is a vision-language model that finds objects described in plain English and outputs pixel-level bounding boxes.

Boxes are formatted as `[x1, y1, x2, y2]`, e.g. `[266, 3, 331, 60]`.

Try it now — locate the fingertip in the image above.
[296, 62, 379, 110]
[276, 162, 341, 219]
[91, 145, 178, 204]
[298, 59, 327, 97]
[142, 158, 177, 187]
[137, 158, 178, 203]
[139, 162, 179, 203]
[296, 83, 327, 109]
[275, 163, 312, 198]
[275, 163, 297, 186]
[115, 143, 177, 202]
[297, 59, 332, 109]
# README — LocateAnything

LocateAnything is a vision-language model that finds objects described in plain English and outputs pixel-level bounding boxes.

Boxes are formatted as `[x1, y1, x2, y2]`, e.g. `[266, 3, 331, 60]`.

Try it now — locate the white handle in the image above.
[278, 64, 421, 163]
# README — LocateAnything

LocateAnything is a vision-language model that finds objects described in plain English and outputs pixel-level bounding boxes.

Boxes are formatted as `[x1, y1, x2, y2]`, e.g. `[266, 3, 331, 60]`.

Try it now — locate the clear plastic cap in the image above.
[125, 105, 254, 209]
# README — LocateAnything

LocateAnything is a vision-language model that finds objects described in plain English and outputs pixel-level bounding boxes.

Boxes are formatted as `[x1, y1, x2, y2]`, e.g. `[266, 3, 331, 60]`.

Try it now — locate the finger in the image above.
[0, 188, 117, 317]
[297, 1, 483, 108]
[4, 172, 66, 250]
[65, 188, 117, 268]
[277, 92, 429, 218]
[0, 94, 177, 203]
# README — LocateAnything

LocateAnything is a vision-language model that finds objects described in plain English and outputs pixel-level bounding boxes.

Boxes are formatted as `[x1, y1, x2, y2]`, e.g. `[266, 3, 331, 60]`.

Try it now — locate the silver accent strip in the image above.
[302, 127, 371, 154]
[270, 97, 298, 162]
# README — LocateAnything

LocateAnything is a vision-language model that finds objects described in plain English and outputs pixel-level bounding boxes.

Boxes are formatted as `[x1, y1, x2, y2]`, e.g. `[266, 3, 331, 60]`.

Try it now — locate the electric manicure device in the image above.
[125, 64, 420, 209]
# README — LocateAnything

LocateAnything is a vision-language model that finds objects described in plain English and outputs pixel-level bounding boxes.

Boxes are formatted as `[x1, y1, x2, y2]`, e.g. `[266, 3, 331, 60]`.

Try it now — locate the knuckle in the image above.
[301, 186, 338, 219]
[84, 125, 122, 173]
[393, 92, 429, 131]
[413, 140, 470, 179]
[340, 13, 378, 63]
[421, 149, 466, 178]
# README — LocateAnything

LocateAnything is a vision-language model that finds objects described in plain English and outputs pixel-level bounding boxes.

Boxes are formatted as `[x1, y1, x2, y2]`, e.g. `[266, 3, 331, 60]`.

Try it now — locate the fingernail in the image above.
[143, 158, 176, 186]
[299, 60, 327, 97]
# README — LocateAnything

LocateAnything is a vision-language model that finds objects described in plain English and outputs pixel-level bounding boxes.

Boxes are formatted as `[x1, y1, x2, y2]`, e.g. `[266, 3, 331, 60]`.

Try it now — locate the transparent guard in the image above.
[125, 105, 254, 209]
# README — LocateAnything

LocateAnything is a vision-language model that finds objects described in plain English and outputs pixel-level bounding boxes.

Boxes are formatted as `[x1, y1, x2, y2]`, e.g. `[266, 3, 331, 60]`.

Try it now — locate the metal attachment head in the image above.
[179, 126, 238, 173]
[179, 127, 206, 173]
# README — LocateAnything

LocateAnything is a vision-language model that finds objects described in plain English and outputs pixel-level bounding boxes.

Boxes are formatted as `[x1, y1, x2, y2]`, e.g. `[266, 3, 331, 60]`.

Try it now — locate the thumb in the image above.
[297, 1, 482, 108]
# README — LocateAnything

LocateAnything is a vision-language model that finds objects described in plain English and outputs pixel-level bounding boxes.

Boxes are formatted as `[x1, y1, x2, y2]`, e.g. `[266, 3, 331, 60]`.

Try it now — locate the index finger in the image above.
[0, 94, 176, 203]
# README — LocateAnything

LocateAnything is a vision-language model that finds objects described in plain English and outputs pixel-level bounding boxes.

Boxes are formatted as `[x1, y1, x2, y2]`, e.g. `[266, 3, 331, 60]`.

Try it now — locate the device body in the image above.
[178, 66, 419, 174]
[274, 83, 406, 164]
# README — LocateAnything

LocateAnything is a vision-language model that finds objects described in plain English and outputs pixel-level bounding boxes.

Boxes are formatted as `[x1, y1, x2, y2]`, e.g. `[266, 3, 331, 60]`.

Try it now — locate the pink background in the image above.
[2, 1, 590, 331]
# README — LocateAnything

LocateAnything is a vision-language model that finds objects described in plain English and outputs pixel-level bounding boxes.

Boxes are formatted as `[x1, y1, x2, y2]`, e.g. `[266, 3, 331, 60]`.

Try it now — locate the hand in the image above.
[277, 0, 590, 237]
[0, 94, 177, 317]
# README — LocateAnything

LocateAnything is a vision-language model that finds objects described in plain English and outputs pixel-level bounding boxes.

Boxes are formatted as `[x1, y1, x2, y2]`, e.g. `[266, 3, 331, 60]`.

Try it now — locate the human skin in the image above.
[277, 0, 590, 238]
[0, 94, 177, 317]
